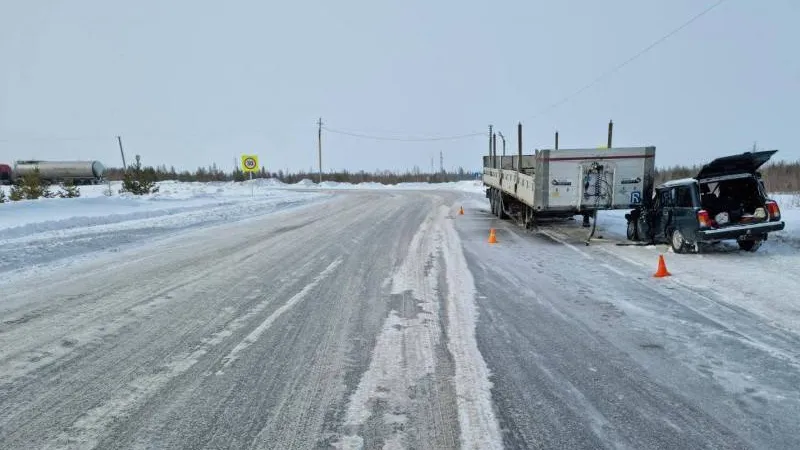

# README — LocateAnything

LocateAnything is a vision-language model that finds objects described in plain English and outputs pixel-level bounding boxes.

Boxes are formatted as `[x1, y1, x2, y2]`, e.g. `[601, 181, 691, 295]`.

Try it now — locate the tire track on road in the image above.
[218, 258, 343, 372]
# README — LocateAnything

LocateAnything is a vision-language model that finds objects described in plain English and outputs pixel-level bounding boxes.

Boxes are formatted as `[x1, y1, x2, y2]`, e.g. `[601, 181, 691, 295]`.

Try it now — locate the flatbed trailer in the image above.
[483, 146, 656, 227]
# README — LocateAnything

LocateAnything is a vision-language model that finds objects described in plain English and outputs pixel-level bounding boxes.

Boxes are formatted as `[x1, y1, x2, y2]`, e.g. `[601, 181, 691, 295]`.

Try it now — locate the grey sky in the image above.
[1, 0, 797, 173]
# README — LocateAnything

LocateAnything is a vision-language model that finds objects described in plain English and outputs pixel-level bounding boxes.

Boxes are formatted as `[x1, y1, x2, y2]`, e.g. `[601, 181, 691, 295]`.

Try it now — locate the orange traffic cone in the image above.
[653, 254, 671, 278]
[459, 206, 464, 215]
[488, 228, 498, 244]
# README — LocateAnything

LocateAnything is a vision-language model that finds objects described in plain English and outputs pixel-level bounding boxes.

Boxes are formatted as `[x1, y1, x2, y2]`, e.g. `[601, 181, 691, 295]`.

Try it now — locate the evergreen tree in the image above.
[15, 168, 53, 199]
[58, 180, 81, 198]
[9, 182, 24, 201]
[121, 155, 160, 195]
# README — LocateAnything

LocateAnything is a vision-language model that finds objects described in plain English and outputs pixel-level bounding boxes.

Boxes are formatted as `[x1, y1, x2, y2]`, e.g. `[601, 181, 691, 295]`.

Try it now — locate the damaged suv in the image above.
[626, 150, 785, 253]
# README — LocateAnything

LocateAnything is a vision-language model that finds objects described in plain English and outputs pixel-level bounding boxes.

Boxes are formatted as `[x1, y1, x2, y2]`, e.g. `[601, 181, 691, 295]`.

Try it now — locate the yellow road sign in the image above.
[241, 154, 259, 173]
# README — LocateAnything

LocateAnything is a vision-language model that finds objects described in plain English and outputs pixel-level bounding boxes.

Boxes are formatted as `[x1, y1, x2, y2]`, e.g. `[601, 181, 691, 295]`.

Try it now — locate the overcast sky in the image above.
[1, 0, 797, 173]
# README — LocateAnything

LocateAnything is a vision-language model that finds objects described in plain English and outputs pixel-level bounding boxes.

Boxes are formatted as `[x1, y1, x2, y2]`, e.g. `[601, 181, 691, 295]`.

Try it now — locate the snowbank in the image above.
[0, 181, 328, 281]
[0, 181, 320, 234]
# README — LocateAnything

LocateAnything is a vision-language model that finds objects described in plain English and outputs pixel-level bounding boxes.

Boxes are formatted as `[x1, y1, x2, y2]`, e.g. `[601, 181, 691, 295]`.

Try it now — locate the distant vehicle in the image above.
[12, 160, 106, 185]
[626, 150, 785, 252]
[0, 164, 11, 185]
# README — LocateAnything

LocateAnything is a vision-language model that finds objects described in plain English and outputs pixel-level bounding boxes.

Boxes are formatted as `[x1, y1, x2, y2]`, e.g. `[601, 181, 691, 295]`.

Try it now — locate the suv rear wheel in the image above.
[671, 229, 688, 254]
[738, 239, 763, 252]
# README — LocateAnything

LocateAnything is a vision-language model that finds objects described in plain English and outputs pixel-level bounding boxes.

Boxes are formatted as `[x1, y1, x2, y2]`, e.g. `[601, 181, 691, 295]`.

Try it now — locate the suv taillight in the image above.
[766, 200, 781, 221]
[697, 209, 712, 228]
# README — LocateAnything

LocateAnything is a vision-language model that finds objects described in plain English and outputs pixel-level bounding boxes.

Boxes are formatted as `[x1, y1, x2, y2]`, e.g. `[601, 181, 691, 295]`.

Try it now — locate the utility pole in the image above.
[117, 136, 127, 170]
[317, 117, 323, 183]
[498, 132, 506, 157]
[439, 151, 444, 174]
[555, 131, 559, 150]
[492, 133, 497, 168]
[607, 120, 613, 149]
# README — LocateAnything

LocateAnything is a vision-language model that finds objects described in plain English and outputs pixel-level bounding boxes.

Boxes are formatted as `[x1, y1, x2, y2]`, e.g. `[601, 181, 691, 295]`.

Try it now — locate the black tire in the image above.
[670, 229, 688, 254]
[637, 220, 651, 243]
[626, 220, 639, 241]
[738, 240, 763, 252]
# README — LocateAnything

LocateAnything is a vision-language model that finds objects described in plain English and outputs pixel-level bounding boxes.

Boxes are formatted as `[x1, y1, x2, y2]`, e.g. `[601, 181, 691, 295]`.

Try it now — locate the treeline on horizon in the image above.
[102, 159, 800, 192]
[103, 164, 478, 185]
[655, 160, 800, 193]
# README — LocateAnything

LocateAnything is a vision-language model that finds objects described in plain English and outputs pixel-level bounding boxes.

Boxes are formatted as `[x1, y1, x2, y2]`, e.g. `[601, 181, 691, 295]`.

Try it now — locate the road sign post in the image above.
[241, 155, 259, 197]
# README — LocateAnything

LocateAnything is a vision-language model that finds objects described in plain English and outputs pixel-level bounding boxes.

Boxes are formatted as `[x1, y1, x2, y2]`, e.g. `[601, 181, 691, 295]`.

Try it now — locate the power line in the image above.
[532, 0, 730, 118]
[321, 2, 729, 142]
[0, 135, 112, 143]
[321, 126, 484, 142]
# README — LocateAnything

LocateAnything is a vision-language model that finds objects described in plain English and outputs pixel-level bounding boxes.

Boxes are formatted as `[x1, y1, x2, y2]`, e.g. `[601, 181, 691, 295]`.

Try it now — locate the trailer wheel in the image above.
[498, 195, 509, 220]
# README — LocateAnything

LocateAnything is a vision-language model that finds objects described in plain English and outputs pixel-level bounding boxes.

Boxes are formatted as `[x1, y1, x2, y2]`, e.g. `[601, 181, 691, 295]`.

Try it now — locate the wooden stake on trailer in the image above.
[488, 125, 493, 168]
[492, 133, 497, 169]
[517, 122, 523, 172]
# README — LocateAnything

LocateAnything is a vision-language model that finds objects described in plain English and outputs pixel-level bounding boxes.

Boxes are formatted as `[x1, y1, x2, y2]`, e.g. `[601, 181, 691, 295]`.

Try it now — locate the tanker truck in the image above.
[12, 160, 106, 185]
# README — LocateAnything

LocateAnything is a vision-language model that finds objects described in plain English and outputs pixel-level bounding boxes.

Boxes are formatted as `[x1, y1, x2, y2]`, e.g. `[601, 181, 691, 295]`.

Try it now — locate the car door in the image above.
[647, 188, 671, 243]
[671, 184, 699, 241]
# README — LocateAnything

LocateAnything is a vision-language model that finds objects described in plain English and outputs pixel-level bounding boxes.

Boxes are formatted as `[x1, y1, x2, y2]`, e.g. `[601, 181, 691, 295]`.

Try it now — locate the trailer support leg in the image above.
[582, 213, 591, 228]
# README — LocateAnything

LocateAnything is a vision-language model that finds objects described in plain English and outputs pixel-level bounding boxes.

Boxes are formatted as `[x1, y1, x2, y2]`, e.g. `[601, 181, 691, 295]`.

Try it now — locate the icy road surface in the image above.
[1, 190, 799, 449]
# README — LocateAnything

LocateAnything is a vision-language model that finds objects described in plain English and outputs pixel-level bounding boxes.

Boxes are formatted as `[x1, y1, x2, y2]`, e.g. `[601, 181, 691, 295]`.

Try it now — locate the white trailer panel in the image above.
[483, 146, 655, 216]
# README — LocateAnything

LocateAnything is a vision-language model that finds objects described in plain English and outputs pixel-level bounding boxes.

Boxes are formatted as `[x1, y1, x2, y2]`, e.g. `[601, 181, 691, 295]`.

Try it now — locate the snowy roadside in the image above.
[584, 194, 800, 334]
[0, 181, 329, 284]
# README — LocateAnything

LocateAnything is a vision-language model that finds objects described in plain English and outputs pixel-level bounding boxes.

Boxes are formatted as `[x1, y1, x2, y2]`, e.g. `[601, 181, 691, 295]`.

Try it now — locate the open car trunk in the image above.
[696, 150, 777, 228]
[699, 175, 768, 227]
[696, 150, 777, 180]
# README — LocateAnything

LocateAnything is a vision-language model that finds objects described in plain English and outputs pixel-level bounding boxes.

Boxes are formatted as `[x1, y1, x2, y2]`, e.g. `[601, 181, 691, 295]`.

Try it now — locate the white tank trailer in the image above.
[13, 160, 106, 185]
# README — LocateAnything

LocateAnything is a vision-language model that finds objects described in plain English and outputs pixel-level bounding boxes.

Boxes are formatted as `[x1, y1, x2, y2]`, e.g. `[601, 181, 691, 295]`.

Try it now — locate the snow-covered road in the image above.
[1, 186, 799, 449]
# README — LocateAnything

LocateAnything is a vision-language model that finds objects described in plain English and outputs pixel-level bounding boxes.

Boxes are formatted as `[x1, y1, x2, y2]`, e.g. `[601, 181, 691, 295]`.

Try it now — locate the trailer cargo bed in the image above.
[483, 146, 655, 223]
